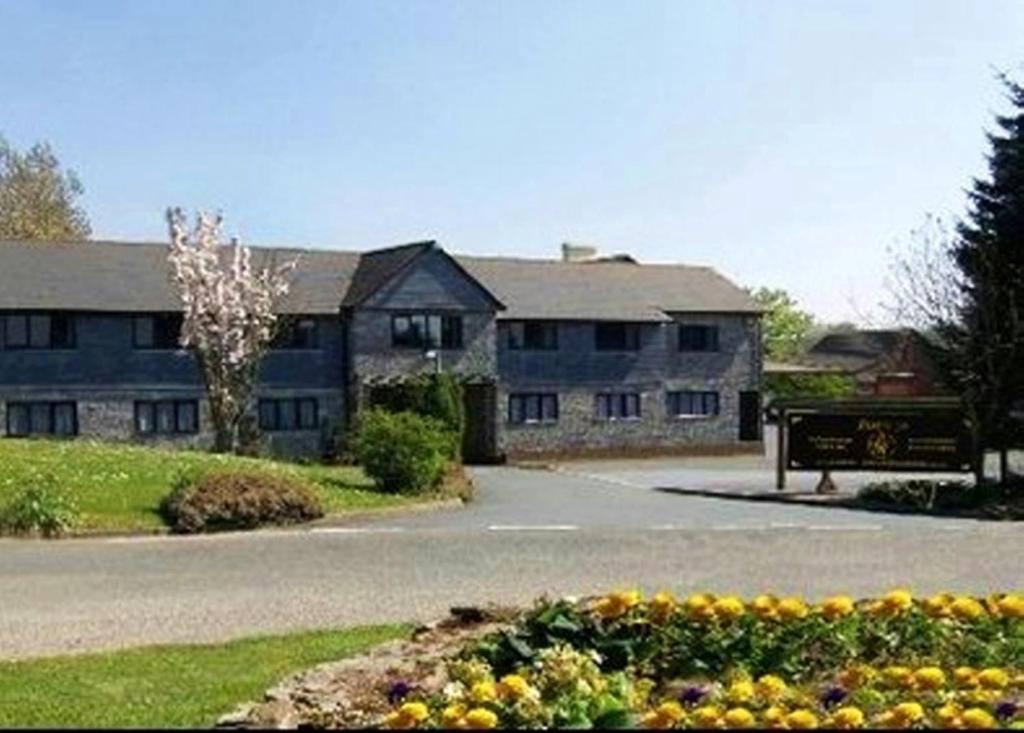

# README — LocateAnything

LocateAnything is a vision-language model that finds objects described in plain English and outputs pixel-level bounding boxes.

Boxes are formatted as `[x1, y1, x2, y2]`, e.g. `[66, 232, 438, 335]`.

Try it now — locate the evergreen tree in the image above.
[951, 74, 1024, 481]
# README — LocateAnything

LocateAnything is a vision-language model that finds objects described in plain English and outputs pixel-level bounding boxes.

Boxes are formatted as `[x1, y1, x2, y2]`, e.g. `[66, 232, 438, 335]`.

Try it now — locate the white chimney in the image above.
[561, 242, 598, 262]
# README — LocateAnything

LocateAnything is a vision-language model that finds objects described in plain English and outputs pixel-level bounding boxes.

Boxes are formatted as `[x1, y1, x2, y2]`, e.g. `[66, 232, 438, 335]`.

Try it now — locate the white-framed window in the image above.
[595, 393, 642, 420]
[667, 390, 720, 417]
[508, 393, 558, 425]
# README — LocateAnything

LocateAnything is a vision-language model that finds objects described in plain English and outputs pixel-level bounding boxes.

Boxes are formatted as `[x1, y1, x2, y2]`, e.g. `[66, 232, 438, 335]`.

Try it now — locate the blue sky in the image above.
[2, 1, 1021, 323]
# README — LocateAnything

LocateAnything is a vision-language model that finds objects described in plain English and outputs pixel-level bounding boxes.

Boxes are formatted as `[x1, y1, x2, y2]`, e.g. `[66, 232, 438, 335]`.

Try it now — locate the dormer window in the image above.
[2, 312, 76, 349]
[678, 324, 719, 352]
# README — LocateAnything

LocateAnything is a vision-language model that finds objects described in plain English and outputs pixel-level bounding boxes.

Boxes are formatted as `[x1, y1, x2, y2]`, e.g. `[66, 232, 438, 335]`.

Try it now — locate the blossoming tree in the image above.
[166, 207, 296, 453]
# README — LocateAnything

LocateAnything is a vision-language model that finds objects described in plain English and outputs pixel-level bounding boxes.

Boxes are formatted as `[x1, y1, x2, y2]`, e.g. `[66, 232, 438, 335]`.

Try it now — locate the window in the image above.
[507, 393, 558, 425]
[391, 314, 463, 349]
[5, 401, 77, 437]
[678, 324, 719, 352]
[133, 314, 184, 350]
[258, 398, 319, 431]
[507, 321, 558, 351]
[595, 393, 642, 420]
[667, 390, 720, 417]
[594, 322, 642, 351]
[2, 313, 75, 349]
[271, 317, 319, 349]
[135, 400, 200, 435]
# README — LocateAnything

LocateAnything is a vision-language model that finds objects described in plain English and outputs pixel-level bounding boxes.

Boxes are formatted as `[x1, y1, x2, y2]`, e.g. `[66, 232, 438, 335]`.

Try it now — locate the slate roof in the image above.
[0, 238, 758, 319]
[803, 329, 917, 373]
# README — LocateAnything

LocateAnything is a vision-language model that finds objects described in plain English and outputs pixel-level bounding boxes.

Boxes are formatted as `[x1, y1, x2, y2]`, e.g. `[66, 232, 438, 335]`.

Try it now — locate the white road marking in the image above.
[805, 524, 884, 531]
[487, 525, 579, 531]
[309, 527, 407, 535]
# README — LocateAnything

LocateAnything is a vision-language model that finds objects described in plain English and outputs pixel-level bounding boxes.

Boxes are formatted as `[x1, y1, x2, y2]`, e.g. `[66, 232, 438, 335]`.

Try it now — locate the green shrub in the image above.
[0, 476, 79, 537]
[858, 478, 1024, 518]
[367, 374, 464, 458]
[353, 408, 451, 494]
[159, 469, 323, 533]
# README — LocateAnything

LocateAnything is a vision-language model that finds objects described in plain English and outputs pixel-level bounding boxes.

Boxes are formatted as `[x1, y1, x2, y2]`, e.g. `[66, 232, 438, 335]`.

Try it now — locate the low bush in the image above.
[0, 476, 79, 537]
[858, 478, 1024, 518]
[353, 409, 452, 494]
[381, 590, 1024, 729]
[366, 374, 464, 459]
[159, 469, 323, 533]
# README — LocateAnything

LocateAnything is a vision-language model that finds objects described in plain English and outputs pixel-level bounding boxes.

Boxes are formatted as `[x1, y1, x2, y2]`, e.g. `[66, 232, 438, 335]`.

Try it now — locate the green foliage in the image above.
[0, 136, 91, 241]
[751, 287, 815, 362]
[159, 469, 323, 533]
[354, 408, 452, 494]
[367, 374, 465, 458]
[0, 439, 417, 534]
[947, 75, 1024, 459]
[858, 477, 1024, 518]
[764, 372, 857, 399]
[0, 624, 408, 728]
[0, 475, 79, 537]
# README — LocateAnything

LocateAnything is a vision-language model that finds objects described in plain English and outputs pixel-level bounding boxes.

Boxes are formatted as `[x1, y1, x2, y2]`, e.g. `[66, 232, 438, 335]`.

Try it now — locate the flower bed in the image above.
[381, 590, 1024, 729]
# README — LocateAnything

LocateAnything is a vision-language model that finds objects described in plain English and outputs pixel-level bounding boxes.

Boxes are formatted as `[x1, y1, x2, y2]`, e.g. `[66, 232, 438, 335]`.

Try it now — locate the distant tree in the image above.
[949, 74, 1024, 482]
[0, 136, 91, 241]
[166, 208, 296, 454]
[751, 287, 814, 362]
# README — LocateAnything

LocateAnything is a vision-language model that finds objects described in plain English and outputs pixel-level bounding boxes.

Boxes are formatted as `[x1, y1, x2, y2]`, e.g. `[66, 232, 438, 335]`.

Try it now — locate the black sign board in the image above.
[786, 411, 973, 472]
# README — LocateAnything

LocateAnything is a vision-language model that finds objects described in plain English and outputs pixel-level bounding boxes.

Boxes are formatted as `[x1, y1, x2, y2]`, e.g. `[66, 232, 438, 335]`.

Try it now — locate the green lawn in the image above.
[0, 624, 409, 728]
[0, 439, 424, 532]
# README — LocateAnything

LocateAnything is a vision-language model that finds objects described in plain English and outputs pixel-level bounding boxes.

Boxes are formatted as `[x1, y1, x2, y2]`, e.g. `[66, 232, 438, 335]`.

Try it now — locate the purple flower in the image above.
[387, 681, 414, 705]
[995, 701, 1018, 720]
[821, 685, 848, 707]
[679, 685, 708, 706]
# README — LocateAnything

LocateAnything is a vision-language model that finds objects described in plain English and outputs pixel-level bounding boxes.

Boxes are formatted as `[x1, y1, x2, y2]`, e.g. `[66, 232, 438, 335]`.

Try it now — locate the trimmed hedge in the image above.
[354, 409, 453, 494]
[159, 470, 323, 533]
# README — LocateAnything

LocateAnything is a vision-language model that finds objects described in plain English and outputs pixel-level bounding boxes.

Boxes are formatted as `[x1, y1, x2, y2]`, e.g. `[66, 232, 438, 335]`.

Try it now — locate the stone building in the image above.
[0, 238, 763, 461]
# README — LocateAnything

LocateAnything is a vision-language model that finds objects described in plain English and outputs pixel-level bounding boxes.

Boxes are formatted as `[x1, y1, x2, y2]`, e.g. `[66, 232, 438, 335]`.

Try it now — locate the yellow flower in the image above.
[785, 709, 819, 729]
[913, 666, 947, 691]
[641, 702, 686, 730]
[750, 594, 779, 620]
[441, 704, 468, 728]
[936, 703, 962, 727]
[463, 707, 498, 729]
[891, 702, 925, 725]
[755, 674, 788, 702]
[922, 592, 955, 618]
[469, 681, 497, 703]
[951, 596, 986, 621]
[594, 589, 643, 620]
[961, 707, 997, 729]
[777, 597, 809, 620]
[685, 593, 717, 621]
[838, 664, 876, 690]
[995, 593, 1024, 619]
[763, 706, 788, 728]
[713, 596, 746, 622]
[383, 701, 431, 729]
[820, 595, 855, 620]
[649, 590, 677, 623]
[882, 666, 915, 690]
[692, 705, 723, 728]
[955, 666, 980, 688]
[726, 680, 755, 704]
[829, 706, 865, 729]
[496, 674, 532, 700]
[724, 707, 756, 728]
[977, 668, 1009, 689]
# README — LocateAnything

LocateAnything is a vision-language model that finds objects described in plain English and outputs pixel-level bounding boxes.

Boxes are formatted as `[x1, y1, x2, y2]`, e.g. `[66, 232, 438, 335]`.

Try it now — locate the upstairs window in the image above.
[595, 322, 642, 351]
[2, 313, 76, 349]
[507, 393, 558, 425]
[272, 317, 319, 350]
[391, 314, 463, 350]
[5, 401, 77, 437]
[678, 324, 719, 352]
[133, 314, 184, 350]
[595, 393, 642, 421]
[507, 321, 558, 351]
[667, 390, 720, 417]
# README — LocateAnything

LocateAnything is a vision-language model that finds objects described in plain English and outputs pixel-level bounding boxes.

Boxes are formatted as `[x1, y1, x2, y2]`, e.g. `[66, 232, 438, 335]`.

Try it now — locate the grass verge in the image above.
[0, 439, 432, 533]
[0, 624, 409, 728]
